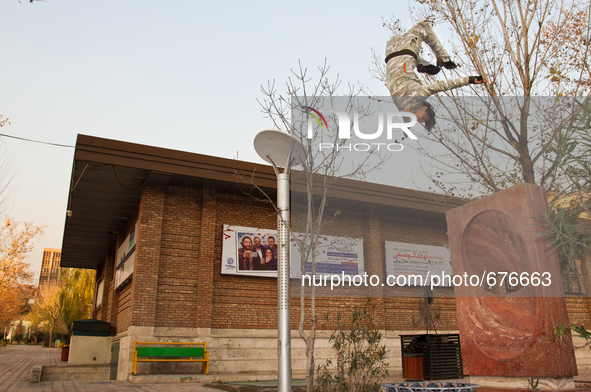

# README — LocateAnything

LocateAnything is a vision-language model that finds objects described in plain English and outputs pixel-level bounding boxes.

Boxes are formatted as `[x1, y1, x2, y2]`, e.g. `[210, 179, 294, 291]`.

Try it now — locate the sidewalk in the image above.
[0, 345, 219, 392]
[2, 344, 591, 392]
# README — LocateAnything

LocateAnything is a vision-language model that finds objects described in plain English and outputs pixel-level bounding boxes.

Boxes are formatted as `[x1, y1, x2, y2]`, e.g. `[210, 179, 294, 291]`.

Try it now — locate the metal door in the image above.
[110, 340, 120, 380]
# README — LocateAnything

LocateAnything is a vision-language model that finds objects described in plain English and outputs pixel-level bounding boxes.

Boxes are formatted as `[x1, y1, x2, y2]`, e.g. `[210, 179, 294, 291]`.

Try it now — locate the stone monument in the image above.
[446, 183, 581, 392]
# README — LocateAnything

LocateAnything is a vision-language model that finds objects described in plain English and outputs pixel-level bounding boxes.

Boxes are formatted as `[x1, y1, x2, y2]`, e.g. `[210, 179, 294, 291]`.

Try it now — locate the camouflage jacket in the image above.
[385, 22, 470, 112]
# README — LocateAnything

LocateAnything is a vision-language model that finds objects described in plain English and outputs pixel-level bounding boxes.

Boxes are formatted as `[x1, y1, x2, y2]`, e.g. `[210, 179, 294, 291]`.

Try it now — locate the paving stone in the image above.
[3, 344, 591, 392]
[0, 345, 219, 392]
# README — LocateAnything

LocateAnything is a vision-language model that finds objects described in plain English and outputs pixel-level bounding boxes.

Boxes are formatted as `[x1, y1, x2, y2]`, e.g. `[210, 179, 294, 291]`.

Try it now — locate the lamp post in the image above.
[254, 130, 305, 392]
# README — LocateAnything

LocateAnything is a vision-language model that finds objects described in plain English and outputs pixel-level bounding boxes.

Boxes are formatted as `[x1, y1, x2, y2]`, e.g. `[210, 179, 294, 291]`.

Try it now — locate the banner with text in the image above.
[384, 241, 452, 286]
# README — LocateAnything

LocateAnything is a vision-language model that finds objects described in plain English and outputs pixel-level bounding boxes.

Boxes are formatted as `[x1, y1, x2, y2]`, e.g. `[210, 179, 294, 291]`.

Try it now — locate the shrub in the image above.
[315, 299, 389, 392]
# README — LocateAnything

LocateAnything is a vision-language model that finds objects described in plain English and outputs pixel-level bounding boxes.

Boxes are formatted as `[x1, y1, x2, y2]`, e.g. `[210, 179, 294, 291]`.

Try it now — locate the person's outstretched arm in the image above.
[424, 76, 470, 95]
[424, 76, 486, 95]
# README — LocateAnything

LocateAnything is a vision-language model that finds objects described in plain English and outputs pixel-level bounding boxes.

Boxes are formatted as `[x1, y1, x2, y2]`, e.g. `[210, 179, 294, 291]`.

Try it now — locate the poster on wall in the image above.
[114, 222, 136, 289]
[221, 224, 364, 278]
[384, 241, 452, 286]
[290, 232, 363, 278]
[221, 225, 279, 277]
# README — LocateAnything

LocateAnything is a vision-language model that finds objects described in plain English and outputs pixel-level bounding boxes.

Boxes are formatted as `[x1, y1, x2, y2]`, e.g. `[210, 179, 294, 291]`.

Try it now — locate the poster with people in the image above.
[220, 225, 278, 277]
[384, 241, 452, 286]
[221, 224, 364, 278]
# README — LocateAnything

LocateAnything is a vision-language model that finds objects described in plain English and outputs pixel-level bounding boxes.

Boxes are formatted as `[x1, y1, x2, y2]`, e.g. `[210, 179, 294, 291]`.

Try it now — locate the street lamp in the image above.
[254, 130, 305, 392]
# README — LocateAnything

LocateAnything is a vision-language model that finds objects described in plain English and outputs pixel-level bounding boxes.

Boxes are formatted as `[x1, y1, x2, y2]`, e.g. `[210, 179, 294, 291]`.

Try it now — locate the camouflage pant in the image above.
[386, 22, 469, 112]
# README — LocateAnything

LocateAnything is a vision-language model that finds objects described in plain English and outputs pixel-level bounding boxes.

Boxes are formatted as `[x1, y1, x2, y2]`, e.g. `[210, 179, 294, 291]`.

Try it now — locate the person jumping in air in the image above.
[385, 21, 486, 131]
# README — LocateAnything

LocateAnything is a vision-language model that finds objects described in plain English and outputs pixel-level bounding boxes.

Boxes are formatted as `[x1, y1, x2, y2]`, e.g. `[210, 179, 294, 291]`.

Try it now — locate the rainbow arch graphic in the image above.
[302, 106, 329, 131]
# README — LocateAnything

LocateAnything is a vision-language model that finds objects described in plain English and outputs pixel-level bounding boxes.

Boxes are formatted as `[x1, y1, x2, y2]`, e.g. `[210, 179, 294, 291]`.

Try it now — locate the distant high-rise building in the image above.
[38, 248, 62, 291]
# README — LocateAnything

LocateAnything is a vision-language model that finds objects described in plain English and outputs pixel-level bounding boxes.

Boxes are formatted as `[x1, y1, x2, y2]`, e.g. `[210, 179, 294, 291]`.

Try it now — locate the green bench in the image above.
[132, 341, 209, 375]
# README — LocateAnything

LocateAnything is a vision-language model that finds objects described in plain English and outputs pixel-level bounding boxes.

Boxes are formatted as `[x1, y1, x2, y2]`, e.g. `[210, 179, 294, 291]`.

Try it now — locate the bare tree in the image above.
[540, 5, 591, 96]
[370, 0, 590, 198]
[257, 60, 387, 392]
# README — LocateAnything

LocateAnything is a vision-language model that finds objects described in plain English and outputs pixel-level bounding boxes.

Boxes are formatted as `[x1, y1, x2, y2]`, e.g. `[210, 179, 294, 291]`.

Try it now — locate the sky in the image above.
[0, 0, 454, 280]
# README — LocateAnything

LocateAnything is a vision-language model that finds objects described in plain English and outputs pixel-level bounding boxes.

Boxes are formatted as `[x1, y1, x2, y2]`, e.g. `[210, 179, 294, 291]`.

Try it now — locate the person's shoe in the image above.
[417, 64, 441, 75]
[437, 58, 458, 69]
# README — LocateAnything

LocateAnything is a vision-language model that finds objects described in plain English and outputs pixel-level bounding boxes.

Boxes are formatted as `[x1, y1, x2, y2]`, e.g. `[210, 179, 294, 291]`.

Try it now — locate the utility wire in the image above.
[0, 133, 74, 148]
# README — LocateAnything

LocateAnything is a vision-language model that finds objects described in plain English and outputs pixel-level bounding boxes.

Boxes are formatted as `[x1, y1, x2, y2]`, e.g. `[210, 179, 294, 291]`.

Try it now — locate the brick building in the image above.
[60, 134, 591, 379]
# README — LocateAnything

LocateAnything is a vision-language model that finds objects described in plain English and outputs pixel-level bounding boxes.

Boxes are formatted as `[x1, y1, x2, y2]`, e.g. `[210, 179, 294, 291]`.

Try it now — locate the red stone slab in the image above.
[446, 183, 577, 377]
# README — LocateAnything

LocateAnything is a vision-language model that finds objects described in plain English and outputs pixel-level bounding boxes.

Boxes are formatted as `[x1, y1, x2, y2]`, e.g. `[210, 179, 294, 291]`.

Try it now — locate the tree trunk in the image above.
[49, 321, 54, 348]
[305, 309, 317, 392]
[301, 277, 318, 392]
[305, 338, 315, 392]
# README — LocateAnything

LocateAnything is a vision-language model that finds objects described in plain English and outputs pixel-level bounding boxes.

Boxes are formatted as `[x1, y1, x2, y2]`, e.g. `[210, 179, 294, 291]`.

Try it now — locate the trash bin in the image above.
[403, 354, 423, 380]
[61, 347, 70, 361]
[400, 334, 463, 380]
[381, 382, 480, 392]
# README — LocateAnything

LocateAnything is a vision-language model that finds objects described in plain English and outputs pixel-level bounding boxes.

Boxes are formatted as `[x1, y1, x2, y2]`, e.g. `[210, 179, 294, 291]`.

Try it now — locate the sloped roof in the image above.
[60, 134, 466, 269]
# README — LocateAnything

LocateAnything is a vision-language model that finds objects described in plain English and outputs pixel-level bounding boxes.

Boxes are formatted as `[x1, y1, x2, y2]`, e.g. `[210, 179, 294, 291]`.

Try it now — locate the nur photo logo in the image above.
[300, 104, 419, 152]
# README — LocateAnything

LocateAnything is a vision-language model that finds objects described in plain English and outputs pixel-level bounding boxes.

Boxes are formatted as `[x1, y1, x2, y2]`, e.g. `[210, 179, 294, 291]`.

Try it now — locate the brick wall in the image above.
[197, 189, 217, 328]
[155, 187, 201, 328]
[116, 284, 133, 333]
[210, 193, 457, 331]
[566, 297, 591, 326]
[384, 297, 458, 331]
[94, 184, 591, 334]
[132, 184, 165, 327]
[212, 194, 278, 329]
